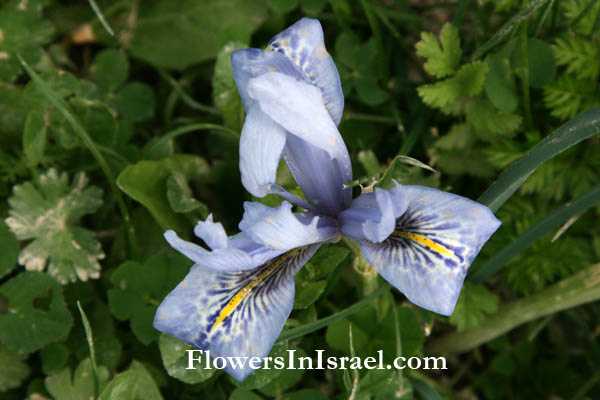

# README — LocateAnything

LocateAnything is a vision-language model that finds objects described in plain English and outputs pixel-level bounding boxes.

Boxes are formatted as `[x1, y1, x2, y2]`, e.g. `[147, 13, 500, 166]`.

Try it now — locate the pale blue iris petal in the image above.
[231, 48, 305, 111]
[239, 201, 337, 250]
[283, 134, 352, 215]
[339, 185, 408, 242]
[165, 214, 286, 271]
[358, 186, 501, 315]
[268, 17, 344, 125]
[239, 107, 287, 197]
[193, 214, 228, 250]
[153, 244, 321, 381]
[247, 72, 351, 175]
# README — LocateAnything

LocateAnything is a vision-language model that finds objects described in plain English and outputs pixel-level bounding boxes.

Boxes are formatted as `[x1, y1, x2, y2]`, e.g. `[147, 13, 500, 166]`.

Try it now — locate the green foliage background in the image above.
[0, 0, 599, 399]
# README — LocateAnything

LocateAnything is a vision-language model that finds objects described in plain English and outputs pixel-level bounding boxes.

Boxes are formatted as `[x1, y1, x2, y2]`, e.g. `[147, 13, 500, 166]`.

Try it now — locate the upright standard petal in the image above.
[247, 71, 352, 214]
[339, 185, 408, 243]
[247, 72, 349, 168]
[239, 107, 287, 197]
[268, 17, 344, 125]
[239, 201, 338, 250]
[231, 48, 305, 112]
[153, 244, 321, 381]
[358, 186, 501, 315]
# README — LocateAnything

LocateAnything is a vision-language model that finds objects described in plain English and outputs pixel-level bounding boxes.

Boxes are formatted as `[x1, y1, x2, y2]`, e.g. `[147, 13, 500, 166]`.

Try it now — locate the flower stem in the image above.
[427, 263, 600, 354]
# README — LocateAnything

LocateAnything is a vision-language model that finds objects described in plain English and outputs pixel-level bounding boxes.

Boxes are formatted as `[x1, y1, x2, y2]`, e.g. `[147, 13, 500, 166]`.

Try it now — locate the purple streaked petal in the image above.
[268, 17, 344, 125]
[154, 244, 320, 381]
[239, 201, 337, 250]
[339, 186, 408, 242]
[358, 186, 501, 315]
[239, 107, 287, 197]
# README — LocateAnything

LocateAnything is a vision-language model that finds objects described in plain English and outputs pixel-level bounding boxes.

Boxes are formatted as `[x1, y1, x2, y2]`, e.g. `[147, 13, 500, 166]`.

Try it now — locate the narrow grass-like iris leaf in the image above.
[145, 123, 240, 157]
[17, 55, 139, 259]
[471, 183, 600, 283]
[277, 284, 391, 342]
[471, 0, 552, 61]
[428, 263, 600, 354]
[77, 301, 99, 399]
[478, 107, 600, 212]
[88, 0, 114, 36]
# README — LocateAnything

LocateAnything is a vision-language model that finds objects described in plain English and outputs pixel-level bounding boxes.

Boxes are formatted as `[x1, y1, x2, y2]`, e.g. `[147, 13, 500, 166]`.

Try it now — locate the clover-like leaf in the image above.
[5, 168, 105, 284]
[107, 253, 189, 345]
[0, 271, 73, 354]
[45, 358, 109, 400]
[0, 0, 54, 81]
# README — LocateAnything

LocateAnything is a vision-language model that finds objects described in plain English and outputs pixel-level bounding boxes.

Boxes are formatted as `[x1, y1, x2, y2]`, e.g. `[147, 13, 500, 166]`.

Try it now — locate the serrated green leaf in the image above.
[0, 0, 53, 81]
[435, 123, 475, 150]
[5, 169, 104, 283]
[543, 75, 600, 119]
[108, 253, 188, 345]
[553, 36, 600, 81]
[416, 23, 462, 78]
[213, 41, 246, 131]
[466, 98, 522, 138]
[0, 219, 18, 279]
[0, 271, 73, 354]
[449, 283, 499, 331]
[562, 0, 600, 35]
[117, 160, 189, 232]
[45, 358, 109, 400]
[158, 334, 216, 384]
[115, 82, 155, 121]
[417, 61, 488, 112]
[120, 0, 267, 70]
[0, 344, 30, 392]
[91, 49, 129, 92]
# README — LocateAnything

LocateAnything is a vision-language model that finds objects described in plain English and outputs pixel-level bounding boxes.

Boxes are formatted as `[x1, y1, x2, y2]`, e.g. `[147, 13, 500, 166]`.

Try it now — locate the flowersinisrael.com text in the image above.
[187, 350, 447, 372]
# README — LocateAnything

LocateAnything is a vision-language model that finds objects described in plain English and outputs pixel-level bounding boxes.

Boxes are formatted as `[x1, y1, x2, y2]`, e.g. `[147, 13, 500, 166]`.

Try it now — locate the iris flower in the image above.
[153, 18, 501, 381]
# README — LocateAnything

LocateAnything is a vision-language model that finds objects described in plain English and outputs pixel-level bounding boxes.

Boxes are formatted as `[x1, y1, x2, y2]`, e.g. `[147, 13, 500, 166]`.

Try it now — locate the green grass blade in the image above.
[156, 69, 220, 115]
[18, 55, 139, 259]
[77, 301, 99, 399]
[471, 183, 600, 283]
[277, 284, 391, 343]
[145, 123, 239, 156]
[471, 0, 552, 61]
[88, 0, 114, 36]
[478, 107, 600, 212]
